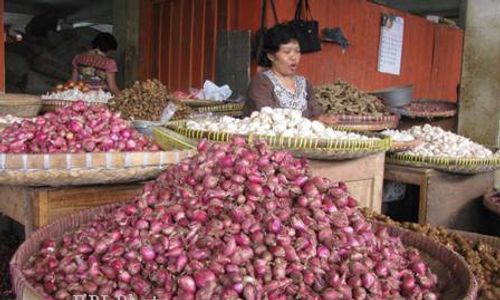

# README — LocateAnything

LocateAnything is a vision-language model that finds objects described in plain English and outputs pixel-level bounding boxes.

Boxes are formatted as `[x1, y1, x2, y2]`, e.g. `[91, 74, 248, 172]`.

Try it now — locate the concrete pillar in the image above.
[112, 0, 139, 89]
[458, 0, 500, 188]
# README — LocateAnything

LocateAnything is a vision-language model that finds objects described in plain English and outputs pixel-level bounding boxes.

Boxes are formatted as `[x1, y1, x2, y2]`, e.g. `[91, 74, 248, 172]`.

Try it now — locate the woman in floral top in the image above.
[244, 23, 335, 123]
[71, 32, 121, 96]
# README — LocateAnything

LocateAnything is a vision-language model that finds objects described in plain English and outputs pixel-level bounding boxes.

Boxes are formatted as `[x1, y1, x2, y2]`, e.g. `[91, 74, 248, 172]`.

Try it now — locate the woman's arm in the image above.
[244, 73, 277, 115]
[71, 68, 79, 81]
[305, 80, 338, 124]
[105, 72, 121, 96]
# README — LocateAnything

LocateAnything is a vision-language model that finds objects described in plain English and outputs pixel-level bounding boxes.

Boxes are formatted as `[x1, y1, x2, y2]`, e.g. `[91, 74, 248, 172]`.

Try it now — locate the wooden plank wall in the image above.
[233, 0, 464, 102]
[0, 0, 4, 93]
[138, 0, 233, 91]
[139, 0, 463, 101]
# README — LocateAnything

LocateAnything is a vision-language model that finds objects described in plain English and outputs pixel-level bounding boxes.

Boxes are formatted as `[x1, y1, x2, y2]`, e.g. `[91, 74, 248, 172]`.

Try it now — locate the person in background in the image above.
[244, 23, 335, 123]
[71, 32, 121, 96]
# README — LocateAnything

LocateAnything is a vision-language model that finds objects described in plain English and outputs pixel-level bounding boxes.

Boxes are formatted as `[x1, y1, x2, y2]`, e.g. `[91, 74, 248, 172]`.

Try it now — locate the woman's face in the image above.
[268, 40, 301, 76]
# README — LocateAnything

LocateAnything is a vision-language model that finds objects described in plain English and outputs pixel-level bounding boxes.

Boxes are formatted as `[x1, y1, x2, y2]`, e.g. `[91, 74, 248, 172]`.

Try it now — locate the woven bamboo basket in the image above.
[170, 97, 223, 107]
[0, 94, 41, 117]
[153, 127, 197, 151]
[0, 150, 195, 186]
[388, 139, 423, 153]
[195, 102, 244, 113]
[327, 114, 400, 131]
[393, 100, 457, 119]
[166, 120, 391, 160]
[387, 153, 500, 174]
[9, 207, 478, 300]
[371, 222, 479, 300]
[41, 99, 108, 113]
[483, 191, 500, 216]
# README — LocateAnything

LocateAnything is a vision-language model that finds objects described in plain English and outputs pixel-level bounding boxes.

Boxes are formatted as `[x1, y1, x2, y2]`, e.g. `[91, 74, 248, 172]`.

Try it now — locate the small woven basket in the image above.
[394, 100, 457, 119]
[327, 114, 400, 131]
[0, 94, 41, 117]
[171, 97, 222, 107]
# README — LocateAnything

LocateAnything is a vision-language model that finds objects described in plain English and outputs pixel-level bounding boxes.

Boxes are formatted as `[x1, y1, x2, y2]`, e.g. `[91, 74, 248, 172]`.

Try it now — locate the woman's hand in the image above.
[106, 72, 122, 96]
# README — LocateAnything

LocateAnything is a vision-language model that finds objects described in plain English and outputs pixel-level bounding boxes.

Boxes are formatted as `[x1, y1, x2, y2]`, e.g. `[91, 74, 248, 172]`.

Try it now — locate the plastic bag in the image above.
[195, 80, 232, 101]
[160, 102, 178, 123]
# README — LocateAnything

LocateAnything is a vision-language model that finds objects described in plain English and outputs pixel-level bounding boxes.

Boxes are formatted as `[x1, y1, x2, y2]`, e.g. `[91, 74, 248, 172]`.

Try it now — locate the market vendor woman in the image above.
[71, 32, 121, 96]
[244, 23, 335, 123]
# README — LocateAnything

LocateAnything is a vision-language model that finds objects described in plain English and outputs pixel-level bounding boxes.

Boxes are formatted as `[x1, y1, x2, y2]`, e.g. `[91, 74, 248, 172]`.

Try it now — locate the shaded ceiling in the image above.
[373, 0, 463, 18]
[5, 0, 112, 24]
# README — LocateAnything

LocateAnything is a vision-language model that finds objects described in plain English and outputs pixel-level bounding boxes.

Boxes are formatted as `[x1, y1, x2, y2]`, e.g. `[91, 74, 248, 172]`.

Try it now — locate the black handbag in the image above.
[252, 0, 279, 66]
[289, 0, 321, 53]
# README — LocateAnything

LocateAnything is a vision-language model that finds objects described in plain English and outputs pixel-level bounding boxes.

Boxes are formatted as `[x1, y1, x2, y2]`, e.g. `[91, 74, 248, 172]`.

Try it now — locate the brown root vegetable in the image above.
[314, 80, 390, 116]
[109, 79, 193, 121]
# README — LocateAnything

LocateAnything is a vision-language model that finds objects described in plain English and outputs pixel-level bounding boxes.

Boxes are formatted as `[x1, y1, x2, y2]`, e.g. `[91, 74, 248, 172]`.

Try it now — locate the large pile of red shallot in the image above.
[0, 101, 159, 154]
[22, 138, 439, 299]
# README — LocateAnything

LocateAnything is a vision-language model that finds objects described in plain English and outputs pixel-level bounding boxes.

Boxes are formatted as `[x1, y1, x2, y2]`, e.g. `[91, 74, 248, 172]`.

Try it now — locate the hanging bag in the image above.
[288, 0, 321, 53]
[252, 0, 279, 66]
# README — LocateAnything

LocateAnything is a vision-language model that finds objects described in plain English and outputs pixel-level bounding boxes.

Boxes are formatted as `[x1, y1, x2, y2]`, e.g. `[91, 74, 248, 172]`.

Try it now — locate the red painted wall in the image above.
[139, 0, 463, 101]
[233, 0, 463, 101]
[0, 0, 4, 93]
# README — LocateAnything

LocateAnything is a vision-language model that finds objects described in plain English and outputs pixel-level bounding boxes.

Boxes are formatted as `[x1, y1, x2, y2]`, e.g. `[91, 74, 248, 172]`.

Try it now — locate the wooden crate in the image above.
[0, 182, 145, 237]
[308, 152, 385, 212]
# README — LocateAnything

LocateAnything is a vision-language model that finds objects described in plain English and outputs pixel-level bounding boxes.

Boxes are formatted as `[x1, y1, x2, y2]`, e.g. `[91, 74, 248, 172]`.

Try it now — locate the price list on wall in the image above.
[377, 16, 404, 75]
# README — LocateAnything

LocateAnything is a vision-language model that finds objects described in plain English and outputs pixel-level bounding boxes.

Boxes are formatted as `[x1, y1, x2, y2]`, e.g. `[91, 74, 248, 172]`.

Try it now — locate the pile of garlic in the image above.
[0, 114, 25, 125]
[42, 89, 112, 103]
[402, 124, 493, 158]
[381, 129, 415, 142]
[186, 107, 377, 140]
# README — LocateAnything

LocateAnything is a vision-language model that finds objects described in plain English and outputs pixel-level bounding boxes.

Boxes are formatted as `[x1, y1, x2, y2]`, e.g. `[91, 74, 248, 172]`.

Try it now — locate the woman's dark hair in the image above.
[260, 23, 299, 67]
[92, 32, 118, 52]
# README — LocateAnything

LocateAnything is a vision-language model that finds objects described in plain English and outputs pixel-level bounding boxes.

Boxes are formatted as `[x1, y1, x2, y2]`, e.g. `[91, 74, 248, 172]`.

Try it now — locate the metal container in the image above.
[370, 85, 414, 107]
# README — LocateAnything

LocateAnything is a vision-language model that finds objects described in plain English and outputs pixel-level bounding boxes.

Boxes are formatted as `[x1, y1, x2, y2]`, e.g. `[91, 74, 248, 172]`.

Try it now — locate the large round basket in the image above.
[9, 207, 478, 299]
[483, 191, 500, 216]
[371, 222, 478, 300]
[327, 114, 400, 131]
[166, 120, 391, 160]
[41, 99, 108, 113]
[0, 150, 194, 186]
[0, 94, 41, 117]
[387, 152, 500, 174]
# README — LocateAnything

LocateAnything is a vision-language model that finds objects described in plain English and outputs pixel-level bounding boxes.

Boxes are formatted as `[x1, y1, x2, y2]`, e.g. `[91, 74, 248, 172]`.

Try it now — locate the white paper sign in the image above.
[377, 16, 404, 75]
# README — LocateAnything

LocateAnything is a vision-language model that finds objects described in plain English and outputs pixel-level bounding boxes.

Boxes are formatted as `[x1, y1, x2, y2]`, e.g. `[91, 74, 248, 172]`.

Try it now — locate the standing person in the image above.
[71, 32, 121, 96]
[244, 23, 335, 123]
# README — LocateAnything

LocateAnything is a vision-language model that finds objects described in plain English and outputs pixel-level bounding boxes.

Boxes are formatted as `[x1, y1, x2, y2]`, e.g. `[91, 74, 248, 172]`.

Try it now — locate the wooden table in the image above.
[384, 163, 494, 230]
[0, 182, 145, 237]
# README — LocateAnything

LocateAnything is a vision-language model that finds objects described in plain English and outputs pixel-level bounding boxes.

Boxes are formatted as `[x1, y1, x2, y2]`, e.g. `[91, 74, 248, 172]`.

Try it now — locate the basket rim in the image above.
[167, 120, 392, 152]
[0, 94, 42, 105]
[483, 190, 500, 215]
[387, 153, 500, 174]
[371, 222, 478, 299]
[10, 208, 478, 299]
[195, 102, 245, 113]
[326, 113, 399, 122]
